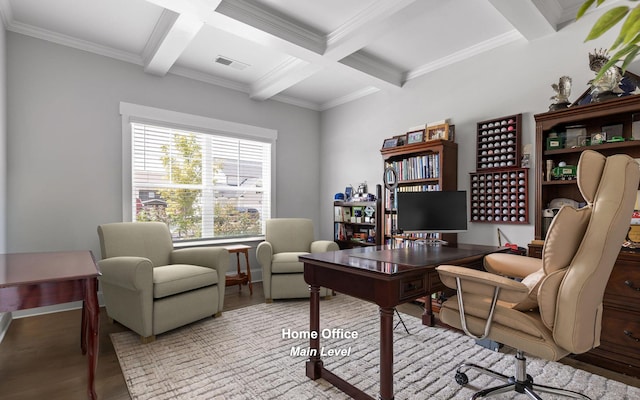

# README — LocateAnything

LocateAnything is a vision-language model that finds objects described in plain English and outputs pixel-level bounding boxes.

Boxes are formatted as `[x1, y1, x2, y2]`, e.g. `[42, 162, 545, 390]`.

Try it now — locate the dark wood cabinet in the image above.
[533, 96, 640, 377]
[574, 250, 640, 377]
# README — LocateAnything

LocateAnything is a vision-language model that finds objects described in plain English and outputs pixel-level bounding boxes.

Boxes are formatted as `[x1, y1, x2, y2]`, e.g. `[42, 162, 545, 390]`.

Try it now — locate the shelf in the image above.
[338, 221, 375, 227]
[544, 140, 640, 156]
[542, 179, 577, 185]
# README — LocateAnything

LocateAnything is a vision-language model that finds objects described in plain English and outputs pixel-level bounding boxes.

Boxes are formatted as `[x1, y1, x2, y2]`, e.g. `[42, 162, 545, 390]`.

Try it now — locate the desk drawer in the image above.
[605, 261, 640, 311]
[399, 276, 426, 301]
[599, 307, 640, 358]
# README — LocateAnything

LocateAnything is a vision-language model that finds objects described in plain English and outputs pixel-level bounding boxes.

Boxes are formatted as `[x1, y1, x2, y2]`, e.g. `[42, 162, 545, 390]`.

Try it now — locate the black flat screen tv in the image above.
[396, 190, 468, 233]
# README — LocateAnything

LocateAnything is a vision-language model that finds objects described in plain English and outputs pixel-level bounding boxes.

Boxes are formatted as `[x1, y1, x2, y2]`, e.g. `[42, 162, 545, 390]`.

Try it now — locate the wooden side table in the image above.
[225, 244, 253, 294]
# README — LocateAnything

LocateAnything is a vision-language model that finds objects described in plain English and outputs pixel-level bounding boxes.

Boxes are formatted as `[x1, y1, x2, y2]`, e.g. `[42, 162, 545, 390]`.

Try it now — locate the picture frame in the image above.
[426, 123, 449, 141]
[382, 137, 398, 148]
[394, 134, 406, 146]
[406, 129, 424, 144]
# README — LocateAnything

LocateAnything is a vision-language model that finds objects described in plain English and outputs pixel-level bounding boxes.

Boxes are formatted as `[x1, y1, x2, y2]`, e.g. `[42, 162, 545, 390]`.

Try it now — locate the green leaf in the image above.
[585, 6, 630, 41]
[621, 45, 640, 72]
[597, 0, 607, 5]
[577, 0, 596, 20]
[622, 6, 640, 44]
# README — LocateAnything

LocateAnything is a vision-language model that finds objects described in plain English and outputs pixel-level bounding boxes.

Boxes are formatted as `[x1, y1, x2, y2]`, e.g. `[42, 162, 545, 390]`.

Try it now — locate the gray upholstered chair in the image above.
[436, 150, 640, 399]
[97, 222, 228, 342]
[257, 218, 338, 302]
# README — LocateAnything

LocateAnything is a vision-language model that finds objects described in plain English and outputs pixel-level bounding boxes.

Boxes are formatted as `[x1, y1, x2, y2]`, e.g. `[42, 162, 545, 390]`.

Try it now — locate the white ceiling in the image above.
[0, 0, 598, 111]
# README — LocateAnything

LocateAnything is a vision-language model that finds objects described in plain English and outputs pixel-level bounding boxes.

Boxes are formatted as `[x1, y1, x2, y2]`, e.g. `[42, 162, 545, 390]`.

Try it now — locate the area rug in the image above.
[111, 295, 640, 399]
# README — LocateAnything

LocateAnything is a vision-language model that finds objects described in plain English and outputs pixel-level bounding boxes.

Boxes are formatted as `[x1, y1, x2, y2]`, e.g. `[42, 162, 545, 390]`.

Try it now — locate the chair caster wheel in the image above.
[455, 372, 469, 385]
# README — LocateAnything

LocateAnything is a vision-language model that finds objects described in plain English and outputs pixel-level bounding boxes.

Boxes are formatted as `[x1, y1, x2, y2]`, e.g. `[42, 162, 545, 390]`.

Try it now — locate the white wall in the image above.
[319, 10, 618, 248]
[6, 32, 323, 261]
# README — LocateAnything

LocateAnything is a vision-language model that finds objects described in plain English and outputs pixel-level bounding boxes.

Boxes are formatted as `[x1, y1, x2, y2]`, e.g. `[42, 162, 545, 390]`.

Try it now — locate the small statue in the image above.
[549, 76, 572, 110]
[588, 48, 624, 102]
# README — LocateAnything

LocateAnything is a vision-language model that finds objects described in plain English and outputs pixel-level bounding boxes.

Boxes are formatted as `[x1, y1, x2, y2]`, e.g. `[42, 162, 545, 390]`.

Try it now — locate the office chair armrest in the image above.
[310, 240, 339, 253]
[97, 256, 153, 291]
[171, 247, 229, 275]
[437, 264, 529, 304]
[483, 252, 542, 278]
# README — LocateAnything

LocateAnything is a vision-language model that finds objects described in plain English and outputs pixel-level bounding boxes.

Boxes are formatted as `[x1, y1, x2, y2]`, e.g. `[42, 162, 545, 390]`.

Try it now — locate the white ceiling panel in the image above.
[364, 0, 517, 72]
[175, 24, 291, 84]
[9, 0, 162, 55]
[254, 0, 376, 34]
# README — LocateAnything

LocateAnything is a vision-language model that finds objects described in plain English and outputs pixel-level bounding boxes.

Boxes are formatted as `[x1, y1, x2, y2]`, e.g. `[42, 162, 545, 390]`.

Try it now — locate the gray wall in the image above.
[6, 32, 322, 264]
[319, 10, 619, 248]
[0, 11, 6, 253]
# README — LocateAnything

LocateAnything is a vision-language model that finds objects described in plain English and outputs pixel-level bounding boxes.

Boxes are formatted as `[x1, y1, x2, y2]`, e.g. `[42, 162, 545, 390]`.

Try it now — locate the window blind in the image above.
[131, 122, 271, 241]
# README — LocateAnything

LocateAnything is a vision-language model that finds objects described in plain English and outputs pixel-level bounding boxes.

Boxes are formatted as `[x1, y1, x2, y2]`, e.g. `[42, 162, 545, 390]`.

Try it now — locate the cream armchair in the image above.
[257, 218, 338, 302]
[97, 222, 228, 342]
[437, 150, 640, 399]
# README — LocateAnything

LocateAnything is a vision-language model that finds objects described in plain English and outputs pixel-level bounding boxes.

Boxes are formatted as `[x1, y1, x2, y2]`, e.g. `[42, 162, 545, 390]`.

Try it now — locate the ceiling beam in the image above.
[142, 9, 204, 76]
[250, 57, 323, 101]
[489, 0, 556, 41]
[146, 0, 404, 99]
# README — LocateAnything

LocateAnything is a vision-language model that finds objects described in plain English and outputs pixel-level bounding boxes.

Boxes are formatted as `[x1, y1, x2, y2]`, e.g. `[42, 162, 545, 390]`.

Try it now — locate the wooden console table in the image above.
[301, 243, 504, 400]
[0, 251, 101, 399]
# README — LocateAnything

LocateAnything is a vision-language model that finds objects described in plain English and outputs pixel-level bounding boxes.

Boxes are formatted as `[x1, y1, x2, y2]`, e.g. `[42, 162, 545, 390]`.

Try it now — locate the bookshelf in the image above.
[380, 139, 458, 244]
[333, 185, 383, 249]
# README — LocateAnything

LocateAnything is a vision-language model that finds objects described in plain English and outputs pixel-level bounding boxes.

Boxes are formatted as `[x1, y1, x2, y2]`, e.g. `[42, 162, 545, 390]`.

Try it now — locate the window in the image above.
[121, 103, 276, 242]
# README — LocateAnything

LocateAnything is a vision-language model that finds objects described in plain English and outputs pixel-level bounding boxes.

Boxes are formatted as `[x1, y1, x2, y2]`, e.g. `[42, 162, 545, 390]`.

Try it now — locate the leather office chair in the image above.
[437, 150, 640, 399]
[97, 222, 228, 343]
[257, 218, 338, 302]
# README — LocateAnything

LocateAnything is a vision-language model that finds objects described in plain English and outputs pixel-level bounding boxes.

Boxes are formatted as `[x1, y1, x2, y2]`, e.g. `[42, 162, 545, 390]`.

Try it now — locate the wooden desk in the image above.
[301, 243, 504, 400]
[0, 251, 101, 400]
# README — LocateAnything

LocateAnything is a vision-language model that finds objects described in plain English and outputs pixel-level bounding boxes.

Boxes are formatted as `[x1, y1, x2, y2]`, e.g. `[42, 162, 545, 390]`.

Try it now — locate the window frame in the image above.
[120, 102, 277, 243]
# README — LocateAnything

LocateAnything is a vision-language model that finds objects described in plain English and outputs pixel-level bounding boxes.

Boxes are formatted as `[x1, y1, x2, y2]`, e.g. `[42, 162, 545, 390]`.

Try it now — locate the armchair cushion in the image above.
[153, 264, 219, 299]
[272, 252, 309, 273]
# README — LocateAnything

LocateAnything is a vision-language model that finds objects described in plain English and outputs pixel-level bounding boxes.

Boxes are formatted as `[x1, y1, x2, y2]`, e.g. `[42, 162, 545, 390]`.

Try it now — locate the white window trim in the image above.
[120, 102, 277, 226]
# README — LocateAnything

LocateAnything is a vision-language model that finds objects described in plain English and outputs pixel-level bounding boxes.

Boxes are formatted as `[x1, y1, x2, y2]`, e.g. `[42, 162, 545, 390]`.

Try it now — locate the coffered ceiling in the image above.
[0, 0, 601, 110]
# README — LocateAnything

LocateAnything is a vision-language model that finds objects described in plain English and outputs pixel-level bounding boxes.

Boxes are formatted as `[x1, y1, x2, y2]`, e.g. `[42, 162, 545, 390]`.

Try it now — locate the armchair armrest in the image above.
[437, 264, 529, 304]
[310, 240, 339, 253]
[97, 256, 153, 291]
[170, 247, 229, 275]
[483, 253, 542, 278]
[256, 241, 273, 269]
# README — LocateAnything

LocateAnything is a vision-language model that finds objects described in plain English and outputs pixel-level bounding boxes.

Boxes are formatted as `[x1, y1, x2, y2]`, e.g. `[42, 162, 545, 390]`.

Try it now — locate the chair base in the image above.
[455, 351, 590, 400]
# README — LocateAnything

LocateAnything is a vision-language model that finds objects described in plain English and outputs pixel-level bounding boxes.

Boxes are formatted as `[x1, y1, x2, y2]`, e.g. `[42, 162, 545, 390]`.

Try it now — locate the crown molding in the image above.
[169, 65, 250, 94]
[216, 0, 325, 55]
[320, 86, 380, 111]
[405, 30, 523, 82]
[0, 0, 12, 30]
[6, 19, 143, 66]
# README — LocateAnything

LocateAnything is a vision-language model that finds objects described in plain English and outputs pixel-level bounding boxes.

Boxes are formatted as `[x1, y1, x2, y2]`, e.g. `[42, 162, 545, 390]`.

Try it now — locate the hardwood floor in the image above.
[1, 284, 637, 399]
[0, 282, 265, 400]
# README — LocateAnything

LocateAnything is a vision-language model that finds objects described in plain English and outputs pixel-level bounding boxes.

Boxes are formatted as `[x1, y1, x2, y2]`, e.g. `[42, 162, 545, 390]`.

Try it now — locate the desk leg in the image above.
[83, 277, 100, 400]
[422, 299, 435, 327]
[306, 284, 322, 380]
[379, 307, 394, 400]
